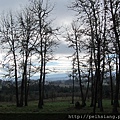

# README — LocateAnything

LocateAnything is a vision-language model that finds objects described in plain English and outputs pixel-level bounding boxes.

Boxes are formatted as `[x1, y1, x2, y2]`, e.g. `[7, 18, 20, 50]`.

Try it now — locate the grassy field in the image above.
[0, 98, 119, 120]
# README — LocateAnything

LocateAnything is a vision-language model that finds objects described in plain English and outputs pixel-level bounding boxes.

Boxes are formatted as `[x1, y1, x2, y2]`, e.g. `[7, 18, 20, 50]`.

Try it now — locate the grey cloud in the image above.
[0, 0, 28, 12]
[0, 0, 75, 56]
[55, 42, 74, 55]
[52, 0, 74, 21]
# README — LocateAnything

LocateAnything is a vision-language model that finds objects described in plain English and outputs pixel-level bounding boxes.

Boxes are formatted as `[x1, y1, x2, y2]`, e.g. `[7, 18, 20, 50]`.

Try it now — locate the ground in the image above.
[0, 98, 119, 120]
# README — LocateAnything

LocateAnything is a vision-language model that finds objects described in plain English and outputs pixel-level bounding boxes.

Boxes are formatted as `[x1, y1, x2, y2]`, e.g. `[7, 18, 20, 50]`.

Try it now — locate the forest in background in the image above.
[0, 0, 119, 114]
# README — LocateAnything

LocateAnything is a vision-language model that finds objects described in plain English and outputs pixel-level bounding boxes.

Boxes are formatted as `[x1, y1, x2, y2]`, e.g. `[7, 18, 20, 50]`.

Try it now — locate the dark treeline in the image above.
[0, 80, 114, 103]
[0, 0, 120, 114]
[0, 80, 80, 101]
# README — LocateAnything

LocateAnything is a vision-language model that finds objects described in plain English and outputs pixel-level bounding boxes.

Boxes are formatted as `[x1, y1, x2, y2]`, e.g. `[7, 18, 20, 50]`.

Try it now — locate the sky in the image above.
[0, 0, 76, 79]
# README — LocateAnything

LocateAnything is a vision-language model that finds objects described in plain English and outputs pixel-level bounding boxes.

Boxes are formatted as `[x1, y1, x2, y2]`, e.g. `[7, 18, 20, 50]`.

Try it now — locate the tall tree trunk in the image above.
[90, 75, 94, 107]
[109, 0, 120, 113]
[92, 3, 101, 113]
[11, 17, 20, 107]
[20, 73, 24, 107]
[98, 0, 108, 111]
[24, 40, 29, 106]
[38, 22, 43, 109]
[13, 52, 20, 107]
[41, 39, 47, 106]
[108, 55, 113, 105]
[38, 37, 43, 109]
[75, 34, 86, 107]
[20, 51, 29, 107]
[93, 71, 98, 114]
[72, 59, 75, 104]
[38, 55, 43, 109]
[24, 57, 28, 106]
[89, 49, 94, 107]
[41, 57, 46, 105]
[113, 55, 119, 113]
[72, 73, 75, 104]
[26, 55, 32, 106]
[85, 70, 90, 102]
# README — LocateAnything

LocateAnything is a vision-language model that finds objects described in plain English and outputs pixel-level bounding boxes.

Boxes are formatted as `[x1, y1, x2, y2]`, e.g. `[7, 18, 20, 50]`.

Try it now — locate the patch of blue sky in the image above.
[107, 54, 116, 58]
[46, 61, 59, 66]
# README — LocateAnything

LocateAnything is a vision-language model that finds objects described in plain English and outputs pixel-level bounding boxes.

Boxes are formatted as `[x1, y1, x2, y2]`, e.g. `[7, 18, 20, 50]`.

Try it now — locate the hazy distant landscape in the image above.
[32, 73, 69, 81]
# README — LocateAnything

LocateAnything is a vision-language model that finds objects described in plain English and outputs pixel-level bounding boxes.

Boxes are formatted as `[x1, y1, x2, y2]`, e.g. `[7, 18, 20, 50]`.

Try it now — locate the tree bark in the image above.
[75, 32, 86, 107]
[109, 0, 120, 113]
[13, 52, 20, 107]
[72, 60, 75, 104]
[108, 55, 113, 105]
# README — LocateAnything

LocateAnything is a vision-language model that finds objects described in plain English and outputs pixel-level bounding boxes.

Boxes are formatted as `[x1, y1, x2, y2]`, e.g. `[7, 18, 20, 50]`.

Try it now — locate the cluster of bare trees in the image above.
[0, 0, 119, 114]
[66, 0, 119, 113]
[0, 0, 58, 108]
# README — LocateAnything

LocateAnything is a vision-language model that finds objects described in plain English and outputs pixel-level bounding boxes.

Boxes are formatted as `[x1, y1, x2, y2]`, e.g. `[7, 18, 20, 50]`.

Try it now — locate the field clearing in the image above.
[0, 98, 120, 113]
[0, 98, 120, 120]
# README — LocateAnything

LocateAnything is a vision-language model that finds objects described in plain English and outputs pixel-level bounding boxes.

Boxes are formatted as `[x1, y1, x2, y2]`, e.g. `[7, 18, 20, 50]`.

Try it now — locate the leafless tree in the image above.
[17, 7, 35, 106]
[107, 0, 120, 113]
[0, 12, 20, 107]
[29, 0, 58, 109]
[65, 21, 86, 107]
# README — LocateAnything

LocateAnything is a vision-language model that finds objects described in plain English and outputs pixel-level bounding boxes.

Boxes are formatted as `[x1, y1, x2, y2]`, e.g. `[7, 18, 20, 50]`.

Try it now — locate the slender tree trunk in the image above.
[24, 57, 28, 106]
[98, 0, 108, 111]
[20, 73, 24, 107]
[38, 23, 43, 109]
[20, 46, 25, 107]
[38, 38, 43, 109]
[20, 51, 29, 107]
[72, 74, 75, 104]
[13, 53, 20, 107]
[93, 71, 98, 114]
[26, 55, 32, 105]
[108, 55, 113, 105]
[38, 8, 43, 109]
[92, 4, 101, 113]
[11, 18, 20, 107]
[38, 56, 43, 109]
[89, 48, 94, 107]
[85, 70, 90, 102]
[75, 34, 86, 107]
[72, 60, 75, 104]
[113, 55, 119, 113]
[24, 40, 29, 106]
[38, 39, 43, 109]
[41, 58, 46, 105]
[109, 0, 120, 113]
[41, 39, 47, 106]
[98, 55, 104, 112]
[90, 76, 94, 107]
[26, 78, 30, 105]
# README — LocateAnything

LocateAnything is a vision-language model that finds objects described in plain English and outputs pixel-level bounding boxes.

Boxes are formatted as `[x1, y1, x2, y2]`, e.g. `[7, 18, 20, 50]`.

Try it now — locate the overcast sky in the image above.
[0, 0, 76, 77]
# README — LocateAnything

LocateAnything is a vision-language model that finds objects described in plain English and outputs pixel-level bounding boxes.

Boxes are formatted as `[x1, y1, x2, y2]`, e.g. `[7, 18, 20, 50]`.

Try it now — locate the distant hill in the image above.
[31, 73, 69, 81]
[0, 71, 116, 82]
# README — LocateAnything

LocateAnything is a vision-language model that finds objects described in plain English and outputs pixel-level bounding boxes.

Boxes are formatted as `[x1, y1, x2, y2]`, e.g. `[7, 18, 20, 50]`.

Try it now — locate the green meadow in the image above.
[0, 98, 119, 120]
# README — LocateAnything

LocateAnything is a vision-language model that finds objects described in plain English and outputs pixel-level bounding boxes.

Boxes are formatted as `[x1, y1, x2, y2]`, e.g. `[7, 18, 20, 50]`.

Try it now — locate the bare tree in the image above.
[65, 21, 86, 107]
[70, 0, 114, 113]
[107, 0, 120, 113]
[0, 12, 20, 107]
[29, 0, 58, 109]
[17, 7, 35, 106]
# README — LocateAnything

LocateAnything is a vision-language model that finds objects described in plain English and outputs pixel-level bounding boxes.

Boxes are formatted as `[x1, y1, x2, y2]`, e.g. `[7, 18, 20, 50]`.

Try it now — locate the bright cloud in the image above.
[46, 54, 72, 74]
